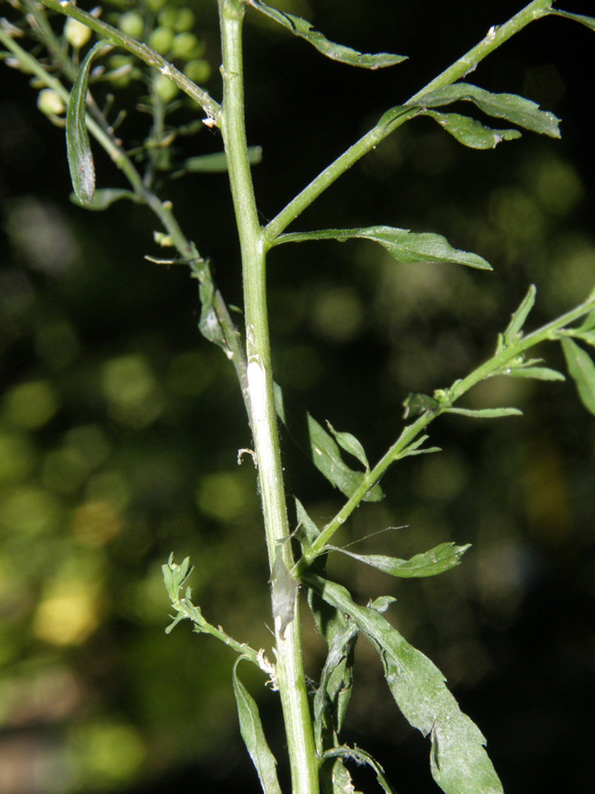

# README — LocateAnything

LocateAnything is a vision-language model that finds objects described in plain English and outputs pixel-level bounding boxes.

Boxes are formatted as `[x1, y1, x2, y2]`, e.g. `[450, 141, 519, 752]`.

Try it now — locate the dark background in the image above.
[1, 1, 594, 792]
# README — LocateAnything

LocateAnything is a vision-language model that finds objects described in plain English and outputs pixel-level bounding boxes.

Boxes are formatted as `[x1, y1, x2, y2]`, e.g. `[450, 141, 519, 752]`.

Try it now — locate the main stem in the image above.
[217, 3, 319, 793]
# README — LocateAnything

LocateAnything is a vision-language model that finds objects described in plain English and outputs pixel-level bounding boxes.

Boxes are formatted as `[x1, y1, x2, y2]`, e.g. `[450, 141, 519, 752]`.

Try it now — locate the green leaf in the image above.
[550, 9, 595, 32]
[248, 0, 407, 69]
[274, 384, 383, 502]
[394, 433, 441, 460]
[322, 747, 395, 794]
[327, 541, 470, 578]
[561, 338, 595, 414]
[271, 544, 297, 637]
[66, 41, 109, 204]
[232, 659, 283, 794]
[416, 82, 560, 138]
[505, 367, 565, 381]
[306, 575, 504, 794]
[70, 188, 137, 210]
[446, 407, 523, 418]
[294, 497, 320, 546]
[277, 226, 492, 270]
[425, 110, 521, 149]
[501, 284, 537, 346]
[574, 331, 595, 348]
[326, 421, 369, 469]
[183, 146, 262, 172]
[577, 309, 595, 332]
[402, 392, 441, 419]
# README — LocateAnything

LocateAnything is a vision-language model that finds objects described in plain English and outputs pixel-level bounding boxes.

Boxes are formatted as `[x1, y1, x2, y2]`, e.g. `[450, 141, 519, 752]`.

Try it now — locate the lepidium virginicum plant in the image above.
[3, 0, 595, 791]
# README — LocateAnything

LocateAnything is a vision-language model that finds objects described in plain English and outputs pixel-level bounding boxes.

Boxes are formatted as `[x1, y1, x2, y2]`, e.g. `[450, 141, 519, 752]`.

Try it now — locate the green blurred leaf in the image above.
[502, 284, 537, 346]
[274, 384, 383, 502]
[550, 10, 595, 31]
[232, 659, 283, 794]
[446, 407, 523, 418]
[326, 421, 369, 469]
[417, 82, 560, 138]
[70, 188, 137, 210]
[561, 338, 595, 414]
[326, 542, 470, 578]
[577, 310, 595, 332]
[277, 226, 492, 270]
[67, 41, 108, 205]
[248, 1, 407, 69]
[425, 110, 521, 149]
[306, 575, 504, 794]
[574, 331, 595, 348]
[183, 146, 262, 172]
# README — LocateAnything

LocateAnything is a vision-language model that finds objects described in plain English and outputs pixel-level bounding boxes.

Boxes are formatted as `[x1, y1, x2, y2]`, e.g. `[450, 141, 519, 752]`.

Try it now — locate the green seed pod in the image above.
[157, 7, 179, 29]
[118, 11, 145, 39]
[184, 59, 212, 84]
[173, 8, 195, 32]
[149, 27, 174, 55]
[153, 73, 179, 103]
[170, 32, 198, 59]
[64, 18, 92, 49]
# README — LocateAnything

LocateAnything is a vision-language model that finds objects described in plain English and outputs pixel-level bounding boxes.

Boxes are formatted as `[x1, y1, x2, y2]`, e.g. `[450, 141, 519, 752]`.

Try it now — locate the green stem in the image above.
[218, 3, 319, 793]
[301, 289, 595, 561]
[265, 0, 553, 242]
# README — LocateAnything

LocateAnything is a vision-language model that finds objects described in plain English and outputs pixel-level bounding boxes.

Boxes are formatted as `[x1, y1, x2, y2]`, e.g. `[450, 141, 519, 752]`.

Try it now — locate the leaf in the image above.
[277, 226, 492, 270]
[550, 10, 595, 32]
[505, 366, 565, 381]
[271, 544, 297, 637]
[248, 0, 407, 69]
[425, 110, 521, 149]
[326, 542, 470, 579]
[294, 497, 320, 546]
[66, 41, 108, 204]
[402, 392, 440, 419]
[577, 309, 595, 332]
[70, 187, 137, 210]
[232, 659, 283, 794]
[184, 146, 262, 172]
[306, 575, 504, 794]
[416, 82, 560, 138]
[322, 747, 396, 794]
[575, 331, 595, 348]
[326, 421, 369, 469]
[501, 284, 537, 346]
[274, 384, 383, 502]
[561, 338, 595, 414]
[446, 407, 523, 418]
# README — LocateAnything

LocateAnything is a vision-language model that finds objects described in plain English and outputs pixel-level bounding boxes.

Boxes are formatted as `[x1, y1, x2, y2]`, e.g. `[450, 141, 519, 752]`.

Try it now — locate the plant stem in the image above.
[301, 288, 595, 561]
[218, 3, 319, 793]
[264, 0, 554, 242]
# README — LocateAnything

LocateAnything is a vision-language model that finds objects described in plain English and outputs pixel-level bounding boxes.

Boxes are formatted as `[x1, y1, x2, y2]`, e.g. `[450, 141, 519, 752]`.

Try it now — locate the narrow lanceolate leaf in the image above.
[550, 10, 595, 32]
[306, 576, 504, 794]
[326, 421, 369, 469]
[248, 0, 407, 69]
[277, 227, 492, 270]
[425, 111, 521, 149]
[67, 41, 108, 204]
[232, 659, 283, 794]
[326, 542, 470, 578]
[274, 384, 383, 502]
[415, 83, 560, 138]
[577, 309, 595, 332]
[505, 366, 565, 381]
[445, 407, 523, 418]
[561, 338, 595, 414]
[184, 146, 262, 172]
[502, 284, 537, 346]
[294, 497, 320, 546]
[70, 188, 137, 210]
[575, 331, 595, 349]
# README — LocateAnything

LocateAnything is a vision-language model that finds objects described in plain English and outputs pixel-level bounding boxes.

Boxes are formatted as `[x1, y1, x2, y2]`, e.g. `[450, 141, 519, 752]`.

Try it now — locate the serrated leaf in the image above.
[550, 9, 595, 32]
[306, 575, 504, 794]
[248, 0, 407, 69]
[425, 110, 521, 149]
[70, 188, 137, 210]
[326, 421, 369, 469]
[184, 146, 262, 172]
[67, 41, 108, 204]
[502, 284, 537, 346]
[232, 659, 283, 794]
[416, 82, 560, 138]
[446, 407, 523, 418]
[561, 338, 595, 414]
[505, 367, 565, 381]
[277, 226, 492, 270]
[274, 384, 383, 502]
[327, 542, 470, 578]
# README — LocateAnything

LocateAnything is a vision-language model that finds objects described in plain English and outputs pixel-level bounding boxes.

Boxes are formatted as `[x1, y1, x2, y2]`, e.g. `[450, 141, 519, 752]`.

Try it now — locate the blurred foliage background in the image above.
[1, 0, 594, 792]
